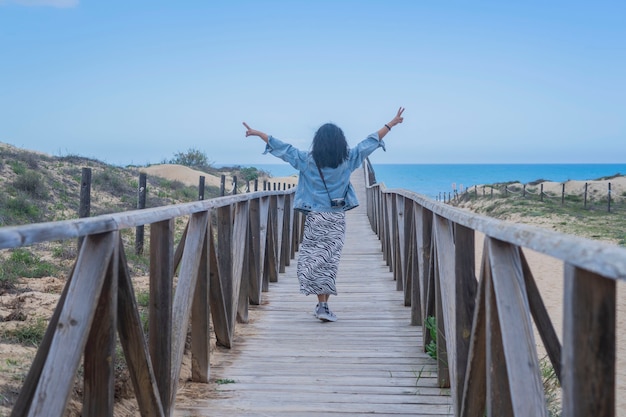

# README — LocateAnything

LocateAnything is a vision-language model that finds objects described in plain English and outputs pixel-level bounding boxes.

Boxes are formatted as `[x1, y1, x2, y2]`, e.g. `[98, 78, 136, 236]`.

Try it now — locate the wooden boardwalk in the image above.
[174, 171, 454, 417]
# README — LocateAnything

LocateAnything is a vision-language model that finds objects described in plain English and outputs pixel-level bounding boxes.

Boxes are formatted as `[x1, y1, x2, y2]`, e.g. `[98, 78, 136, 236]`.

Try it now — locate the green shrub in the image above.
[425, 316, 438, 360]
[9, 161, 26, 175]
[0, 194, 42, 225]
[170, 148, 212, 171]
[11, 170, 48, 199]
[0, 249, 59, 289]
[93, 168, 133, 196]
[1, 317, 48, 346]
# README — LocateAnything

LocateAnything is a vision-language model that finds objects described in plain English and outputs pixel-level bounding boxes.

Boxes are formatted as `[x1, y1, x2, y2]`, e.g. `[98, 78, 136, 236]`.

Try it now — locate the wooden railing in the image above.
[0, 188, 301, 416]
[363, 159, 625, 417]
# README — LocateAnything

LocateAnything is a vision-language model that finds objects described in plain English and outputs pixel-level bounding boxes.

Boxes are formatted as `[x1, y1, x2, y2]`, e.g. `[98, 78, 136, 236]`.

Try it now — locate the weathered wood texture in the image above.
[363, 160, 625, 417]
[4, 158, 625, 416]
[4, 186, 296, 416]
[174, 169, 454, 417]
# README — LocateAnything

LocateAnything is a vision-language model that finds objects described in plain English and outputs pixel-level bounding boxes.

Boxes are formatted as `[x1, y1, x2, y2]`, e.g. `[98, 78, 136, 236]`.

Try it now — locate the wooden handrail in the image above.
[2, 187, 300, 416]
[362, 161, 624, 417]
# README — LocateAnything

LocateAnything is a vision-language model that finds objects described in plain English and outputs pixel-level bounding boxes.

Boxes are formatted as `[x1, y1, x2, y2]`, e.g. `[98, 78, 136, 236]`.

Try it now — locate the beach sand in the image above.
[140, 164, 299, 190]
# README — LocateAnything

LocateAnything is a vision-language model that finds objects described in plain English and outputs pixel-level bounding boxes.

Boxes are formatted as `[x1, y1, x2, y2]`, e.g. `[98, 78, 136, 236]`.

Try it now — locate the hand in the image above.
[242, 122, 269, 143]
[388, 107, 405, 128]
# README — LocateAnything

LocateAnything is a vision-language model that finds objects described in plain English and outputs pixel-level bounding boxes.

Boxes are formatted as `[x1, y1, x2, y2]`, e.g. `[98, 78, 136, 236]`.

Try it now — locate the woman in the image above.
[243, 107, 405, 322]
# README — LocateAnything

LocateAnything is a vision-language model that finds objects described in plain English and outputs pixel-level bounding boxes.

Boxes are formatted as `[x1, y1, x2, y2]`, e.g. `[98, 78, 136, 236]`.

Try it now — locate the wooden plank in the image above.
[407, 201, 421, 324]
[191, 223, 210, 383]
[232, 201, 249, 325]
[150, 219, 174, 412]
[415, 206, 433, 328]
[281, 193, 293, 267]
[117, 238, 165, 417]
[247, 198, 262, 305]
[216, 205, 234, 331]
[27, 232, 116, 417]
[275, 195, 285, 273]
[434, 245, 450, 389]
[83, 244, 118, 416]
[402, 198, 413, 307]
[266, 196, 279, 283]
[460, 250, 487, 417]
[170, 211, 210, 407]
[208, 228, 231, 347]
[487, 238, 546, 417]
[258, 196, 270, 293]
[518, 247, 562, 381]
[485, 254, 514, 417]
[0, 190, 295, 250]
[394, 195, 405, 292]
[453, 223, 477, 414]
[562, 264, 616, 417]
[174, 171, 454, 416]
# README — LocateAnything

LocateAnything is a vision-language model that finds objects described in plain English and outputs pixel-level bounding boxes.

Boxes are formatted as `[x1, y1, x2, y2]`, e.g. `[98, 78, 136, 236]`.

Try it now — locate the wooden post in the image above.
[561, 183, 565, 206]
[540, 184, 544, 202]
[78, 167, 91, 251]
[523, 184, 526, 197]
[135, 173, 147, 255]
[220, 175, 226, 196]
[608, 182, 612, 213]
[584, 182, 588, 209]
[490, 188, 493, 199]
[254, 179, 258, 191]
[504, 186, 508, 196]
[149, 220, 174, 414]
[198, 176, 205, 201]
[562, 265, 615, 417]
[233, 176, 238, 195]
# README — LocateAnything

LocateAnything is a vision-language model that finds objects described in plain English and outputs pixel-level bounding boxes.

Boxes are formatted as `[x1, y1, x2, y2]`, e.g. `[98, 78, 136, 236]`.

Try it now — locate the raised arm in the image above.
[242, 122, 269, 143]
[377, 107, 405, 140]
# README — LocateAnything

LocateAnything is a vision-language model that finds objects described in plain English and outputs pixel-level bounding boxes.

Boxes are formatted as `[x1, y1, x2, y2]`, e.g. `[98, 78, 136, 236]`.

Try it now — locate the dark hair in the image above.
[311, 123, 349, 168]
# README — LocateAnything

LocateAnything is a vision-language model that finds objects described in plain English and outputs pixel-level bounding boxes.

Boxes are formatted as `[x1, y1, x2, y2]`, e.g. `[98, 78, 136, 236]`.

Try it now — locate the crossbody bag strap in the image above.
[316, 163, 334, 204]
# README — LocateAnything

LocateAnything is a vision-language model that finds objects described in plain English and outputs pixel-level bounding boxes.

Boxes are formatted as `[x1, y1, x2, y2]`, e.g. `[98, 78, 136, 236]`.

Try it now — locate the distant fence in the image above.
[363, 158, 626, 417]
[439, 181, 625, 213]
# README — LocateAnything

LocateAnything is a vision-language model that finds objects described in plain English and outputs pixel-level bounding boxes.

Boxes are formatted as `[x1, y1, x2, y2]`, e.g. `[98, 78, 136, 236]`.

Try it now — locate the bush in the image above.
[0, 194, 42, 225]
[170, 148, 212, 171]
[239, 167, 260, 182]
[0, 249, 59, 289]
[9, 161, 27, 175]
[11, 170, 48, 199]
[1, 317, 48, 346]
[93, 167, 133, 196]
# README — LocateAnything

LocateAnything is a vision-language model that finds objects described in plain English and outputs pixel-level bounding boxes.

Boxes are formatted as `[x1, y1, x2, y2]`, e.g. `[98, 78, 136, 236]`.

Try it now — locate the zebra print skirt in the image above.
[297, 211, 346, 296]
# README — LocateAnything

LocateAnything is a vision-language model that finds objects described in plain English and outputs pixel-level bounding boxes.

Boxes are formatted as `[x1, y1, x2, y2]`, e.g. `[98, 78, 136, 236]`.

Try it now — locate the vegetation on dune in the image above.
[455, 179, 626, 247]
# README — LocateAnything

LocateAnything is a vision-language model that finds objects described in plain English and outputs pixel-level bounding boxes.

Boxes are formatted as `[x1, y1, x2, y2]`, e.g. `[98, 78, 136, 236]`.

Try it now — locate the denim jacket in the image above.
[264, 132, 385, 212]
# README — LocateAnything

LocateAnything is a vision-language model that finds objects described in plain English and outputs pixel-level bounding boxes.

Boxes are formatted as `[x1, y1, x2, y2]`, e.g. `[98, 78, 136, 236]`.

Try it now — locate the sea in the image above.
[248, 163, 626, 200]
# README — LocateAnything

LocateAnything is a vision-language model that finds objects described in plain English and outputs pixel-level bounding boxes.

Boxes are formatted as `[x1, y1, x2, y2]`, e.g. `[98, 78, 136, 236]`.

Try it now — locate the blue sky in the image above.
[1, 0, 624, 166]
